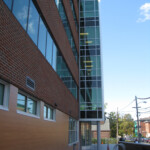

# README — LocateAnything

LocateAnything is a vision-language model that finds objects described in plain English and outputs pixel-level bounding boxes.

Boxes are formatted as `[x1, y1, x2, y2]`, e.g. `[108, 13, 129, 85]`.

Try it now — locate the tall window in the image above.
[0, 80, 10, 110]
[0, 83, 5, 106]
[69, 117, 78, 144]
[44, 104, 55, 121]
[17, 93, 39, 116]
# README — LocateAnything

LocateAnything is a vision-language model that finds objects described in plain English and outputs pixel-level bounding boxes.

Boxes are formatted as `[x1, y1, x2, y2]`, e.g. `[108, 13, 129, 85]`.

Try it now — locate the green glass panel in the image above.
[95, 39, 100, 45]
[96, 56, 101, 68]
[97, 88, 102, 102]
[0, 83, 4, 105]
[80, 1, 84, 11]
[95, 0, 99, 10]
[85, 27, 95, 39]
[96, 69, 101, 76]
[80, 104, 86, 110]
[86, 56, 96, 69]
[96, 27, 100, 38]
[85, 1, 94, 11]
[85, 12, 95, 18]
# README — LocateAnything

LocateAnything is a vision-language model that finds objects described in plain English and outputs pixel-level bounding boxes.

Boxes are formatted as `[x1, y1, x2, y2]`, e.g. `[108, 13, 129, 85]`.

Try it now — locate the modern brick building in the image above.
[0, 0, 104, 150]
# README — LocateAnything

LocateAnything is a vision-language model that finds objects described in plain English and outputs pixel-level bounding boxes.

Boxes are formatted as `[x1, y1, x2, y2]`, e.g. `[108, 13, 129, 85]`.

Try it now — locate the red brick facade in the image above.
[92, 131, 110, 139]
[140, 120, 150, 137]
[0, 0, 79, 119]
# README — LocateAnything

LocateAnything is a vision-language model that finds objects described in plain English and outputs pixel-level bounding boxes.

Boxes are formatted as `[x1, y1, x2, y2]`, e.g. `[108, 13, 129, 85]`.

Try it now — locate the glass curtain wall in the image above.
[55, 0, 78, 63]
[3, 0, 77, 99]
[69, 0, 78, 31]
[79, 0, 103, 119]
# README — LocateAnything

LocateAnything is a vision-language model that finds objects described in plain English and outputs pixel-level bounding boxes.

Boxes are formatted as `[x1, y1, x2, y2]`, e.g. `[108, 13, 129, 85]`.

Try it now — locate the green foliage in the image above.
[92, 138, 97, 144]
[108, 112, 134, 138]
[119, 114, 134, 136]
[108, 112, 117, 138]
[101, 138, 117, 144]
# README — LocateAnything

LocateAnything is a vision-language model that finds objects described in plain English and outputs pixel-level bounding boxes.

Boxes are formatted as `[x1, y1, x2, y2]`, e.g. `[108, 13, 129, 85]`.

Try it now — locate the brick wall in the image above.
[0, 1, 79, 119]
[92, 131, 110, 139]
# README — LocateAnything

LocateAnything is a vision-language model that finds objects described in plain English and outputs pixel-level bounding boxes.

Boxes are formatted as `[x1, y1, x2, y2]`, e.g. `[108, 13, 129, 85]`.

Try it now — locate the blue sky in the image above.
[99, 0, 150, 119]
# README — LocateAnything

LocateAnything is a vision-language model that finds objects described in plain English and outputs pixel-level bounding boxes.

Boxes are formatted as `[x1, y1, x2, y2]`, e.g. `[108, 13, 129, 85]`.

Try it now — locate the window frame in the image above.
[43, 103, 56, 122]
[0, 79, 10, 111]
[17, 91, 40, 119]
[68, 117, 79, 145]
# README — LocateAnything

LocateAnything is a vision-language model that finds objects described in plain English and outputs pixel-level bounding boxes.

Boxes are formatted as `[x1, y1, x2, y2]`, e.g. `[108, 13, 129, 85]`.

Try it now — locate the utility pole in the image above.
[135, 96, 140, 142]
[116, 107, 119, 143]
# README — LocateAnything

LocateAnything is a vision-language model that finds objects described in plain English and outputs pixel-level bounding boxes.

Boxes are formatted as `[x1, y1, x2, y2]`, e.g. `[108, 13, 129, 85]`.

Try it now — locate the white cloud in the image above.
[98, 0, 101, 2]
[28, 22, 35, 34]
[17, 6, 28, 20]
[137, 3, 150, 22]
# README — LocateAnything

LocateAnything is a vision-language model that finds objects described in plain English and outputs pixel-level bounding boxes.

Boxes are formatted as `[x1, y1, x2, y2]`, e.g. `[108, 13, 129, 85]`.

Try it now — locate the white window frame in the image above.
[68, 117, 79, 146]
[0, 79, 10, 111]
[17, 91, 41, 119]
[43, 103, 56, 122]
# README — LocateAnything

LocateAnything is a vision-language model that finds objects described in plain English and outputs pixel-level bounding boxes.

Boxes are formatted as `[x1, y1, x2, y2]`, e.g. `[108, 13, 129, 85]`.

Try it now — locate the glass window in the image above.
[0, 83, 4, 105]
[3, 0, 12, 10]
[52, 44, 57, 71]
[27, 98, 37, 115]
[85, 1, 94, 11]
[69, 117, 78, 144]
[17, 93, 26, 112]
[96, 56, 101, 68]
[27, 0, 39, 45]
[12, 0, 29, 30]
[38, 18, 47, 56]
[44, 104, 55, 120]
[46, 33, 53, 65]
[44, 105, 47, 118]
[55, 0, 78, 63]
[17, 93, 38, 116]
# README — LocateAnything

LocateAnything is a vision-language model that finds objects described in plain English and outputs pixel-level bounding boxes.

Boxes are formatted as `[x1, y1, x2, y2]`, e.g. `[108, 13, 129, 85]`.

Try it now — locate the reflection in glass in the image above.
[27, 98, 37, 115]
[69, 117, 78, 144]
[46, 33, 53, 65]
[52, 44, 57, 71]
[13, 0, 29, 30]
[44, 105, 47, 118]
[27, 0, 39, 45]
[38, 18, 47, 56]
[0, 83, 4, 105]
[3, 0, 12, 10]
[55, 0, 78, 63]
[17, 93, 26, 112]
[44, 104, 55, 120]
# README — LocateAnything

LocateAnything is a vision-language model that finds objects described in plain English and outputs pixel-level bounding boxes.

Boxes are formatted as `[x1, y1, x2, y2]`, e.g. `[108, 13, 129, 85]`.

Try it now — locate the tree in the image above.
[108, 112, 117, 138]
[119, 114, 134, 136]
[108, 112, 134, 138]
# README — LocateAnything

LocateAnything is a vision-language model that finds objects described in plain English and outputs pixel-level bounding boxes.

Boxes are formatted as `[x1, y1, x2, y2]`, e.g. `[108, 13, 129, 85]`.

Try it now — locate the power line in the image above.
[137, 97, 150, 100]
[139, 106, 150, 110]
[139, 111, 150, 114]
[119, 100, 135, 111]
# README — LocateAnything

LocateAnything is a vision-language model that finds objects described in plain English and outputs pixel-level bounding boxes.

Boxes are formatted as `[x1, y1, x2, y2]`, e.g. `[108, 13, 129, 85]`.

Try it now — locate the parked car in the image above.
[144, 138, 149, 143]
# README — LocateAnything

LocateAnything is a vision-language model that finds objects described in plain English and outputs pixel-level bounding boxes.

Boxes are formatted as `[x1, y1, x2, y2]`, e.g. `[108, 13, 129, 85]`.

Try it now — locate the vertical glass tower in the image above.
[79, 0, 104, 149]
[79, 0, 103, 120]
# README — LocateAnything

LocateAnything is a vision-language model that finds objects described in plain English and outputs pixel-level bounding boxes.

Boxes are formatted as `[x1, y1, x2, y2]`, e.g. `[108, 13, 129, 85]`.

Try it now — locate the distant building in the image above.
[92, 119, 110, 139]
[140, 117, 150, 138]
